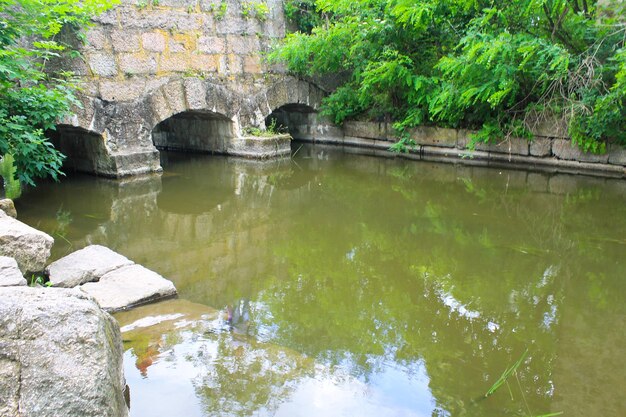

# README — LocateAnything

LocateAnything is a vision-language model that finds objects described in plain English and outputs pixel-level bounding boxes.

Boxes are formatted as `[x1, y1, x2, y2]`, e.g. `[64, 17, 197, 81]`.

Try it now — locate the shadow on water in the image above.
[14, 144, 626, 417]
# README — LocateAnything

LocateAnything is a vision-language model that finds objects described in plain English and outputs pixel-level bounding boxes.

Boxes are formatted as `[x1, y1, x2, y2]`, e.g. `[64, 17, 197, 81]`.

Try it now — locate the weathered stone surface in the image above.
[190, 53, 218, 72]
[100, 80, 147, 102]
[608, 144, 626, 166]
[410, 126, 457, 148]
[343, 121, 388, 140]
[85, 27, 109, 50]
[0, 211, 53, 274]
[528, 115, 569, 139]
[243, 54, 262, 74]
[0, 199, 16, 218]
[142, 31, 166, 52]
[159, 53, 189, 72]
[81, 264, 177, 312]
[0, 256, 26, 286]
[476, 137, 529, 156]
[197, 35, 226, 53]
[552, 139, 610, 163]
[229, 135, 292, 158]
[46, 245, 134, 288]
[226, 35, 260, 55]
[88, 53, 118, 77]
[111, 30, 141, 53]
[0, 287, 128, 417]
[530, 137, 552, 157]
[119, 53, 158, 75]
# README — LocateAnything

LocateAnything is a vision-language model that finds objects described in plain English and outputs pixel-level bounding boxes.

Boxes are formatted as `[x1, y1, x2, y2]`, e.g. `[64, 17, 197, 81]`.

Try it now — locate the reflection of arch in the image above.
[152, 110, 235, 154]
[49, 125, 116, 175]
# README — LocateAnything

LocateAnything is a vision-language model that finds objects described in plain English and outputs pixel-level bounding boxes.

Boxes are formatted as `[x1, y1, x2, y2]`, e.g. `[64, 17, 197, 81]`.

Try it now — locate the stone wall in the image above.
[296, 120, 626, 178]
[55, 0, 325, 177]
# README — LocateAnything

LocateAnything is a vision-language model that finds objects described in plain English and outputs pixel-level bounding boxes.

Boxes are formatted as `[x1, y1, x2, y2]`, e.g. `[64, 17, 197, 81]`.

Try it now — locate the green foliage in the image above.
[272, 0, 626, 152]
[29, 274, 52, 287]
[209, 0, 228, 20]
[283, 0, 324, 33]
[243, 119, 285, 136]
[0, 153, 21, 199]
[0, 0, 118, 186]
[241, 1, 269, 22]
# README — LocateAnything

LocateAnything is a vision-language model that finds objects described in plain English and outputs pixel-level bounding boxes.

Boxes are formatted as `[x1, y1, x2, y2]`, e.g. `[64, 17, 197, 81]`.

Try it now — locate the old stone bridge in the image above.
[54, 0, 332, 177]
[53, 0, 626, 178]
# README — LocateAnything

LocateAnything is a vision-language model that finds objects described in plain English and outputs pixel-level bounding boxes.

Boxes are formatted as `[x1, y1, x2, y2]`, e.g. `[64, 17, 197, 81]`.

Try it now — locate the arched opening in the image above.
[264, 104, 317, 140]
[49, 125, 115, 175]
[152, 110, 235, 155]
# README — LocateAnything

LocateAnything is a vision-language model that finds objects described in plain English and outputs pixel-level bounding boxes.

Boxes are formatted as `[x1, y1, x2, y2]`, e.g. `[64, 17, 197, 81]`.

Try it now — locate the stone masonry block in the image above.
[170, 33, 196, 53]
[190, 53, 218, 72]
[163, 81, 187, 115]
[410, 126, 457, 148]
[608, 144, 626, 166]
[88, 53, 118, 77]
[216, 16, 260, 35]
[148, 90, 171, 126]
[227, 54, 243, 74]
[84, 28, 109, 50]
[157, 0, 197, 8]
[159, 54, 189, 73]
[118, 54, 157, 75]
[184, 78, 208, 110]
[142, 32, 166, 52]
[552, 139, 609, 163]
[216, 54, 228, 75]
[476, 137, 529, 156]
[99, 80, 146, 102]
[243, 55, 262, 74]
[198, 36, 226, 54]
[226, 35, 260, 55]
[110, 30, 141, 53]
[529, 137, 552, 157]
[344, 121, 387, 140]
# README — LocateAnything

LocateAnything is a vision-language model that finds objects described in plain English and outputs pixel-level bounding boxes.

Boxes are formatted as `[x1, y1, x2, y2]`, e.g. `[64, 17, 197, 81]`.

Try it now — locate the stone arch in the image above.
[265, 103, 318, 140]
[152, 110, 236, 155]
[147, 79, 241, 155]
[49, 124, 118, 176]
[240, 76, 326, 130]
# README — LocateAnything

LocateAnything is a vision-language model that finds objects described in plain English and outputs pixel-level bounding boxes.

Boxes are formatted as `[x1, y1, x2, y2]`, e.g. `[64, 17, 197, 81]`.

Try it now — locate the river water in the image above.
[15, 144, 626, 417]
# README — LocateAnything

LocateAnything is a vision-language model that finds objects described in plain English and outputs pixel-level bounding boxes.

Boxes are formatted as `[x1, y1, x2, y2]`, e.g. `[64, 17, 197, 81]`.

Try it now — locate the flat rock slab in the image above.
[81, 264, 177, 312]
[0, 210, 53, 274]
[0, 256, 26, 286]
[46, 244, 134, 287]
[0, 287, 128, 417]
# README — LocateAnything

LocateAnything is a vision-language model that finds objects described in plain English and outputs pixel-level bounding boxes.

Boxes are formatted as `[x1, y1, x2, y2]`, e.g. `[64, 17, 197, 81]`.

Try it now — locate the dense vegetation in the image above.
[0, 0, 116, 187]
[272, 0, 626, 152]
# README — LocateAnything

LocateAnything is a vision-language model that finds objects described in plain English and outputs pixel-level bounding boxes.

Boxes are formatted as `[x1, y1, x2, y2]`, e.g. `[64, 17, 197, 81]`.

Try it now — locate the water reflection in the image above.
[116, 300, 439, 417]
[15, 145, 626, 417]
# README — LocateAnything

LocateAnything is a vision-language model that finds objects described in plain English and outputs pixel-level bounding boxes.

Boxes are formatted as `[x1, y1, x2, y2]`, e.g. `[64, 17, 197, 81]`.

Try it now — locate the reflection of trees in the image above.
[117, 300, 315, 417]
[193, 333, 314, 417]
[17, 145, 626, 417]
[254, 156, 625, 416]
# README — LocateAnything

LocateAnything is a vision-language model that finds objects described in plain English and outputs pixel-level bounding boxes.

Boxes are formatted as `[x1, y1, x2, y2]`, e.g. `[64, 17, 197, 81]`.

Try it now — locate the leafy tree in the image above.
[0, 0, 117, 186]
[272, 0, 626, 152]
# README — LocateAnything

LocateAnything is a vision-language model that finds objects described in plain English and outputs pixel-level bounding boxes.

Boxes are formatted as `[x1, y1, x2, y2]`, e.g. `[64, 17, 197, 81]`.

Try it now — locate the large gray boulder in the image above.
[0, 287, 129, 417]
[0, 256, 26, 286]
[81, 264, 177, 312]
[0, 210, 53, 275]
[46, 244, 134, 287]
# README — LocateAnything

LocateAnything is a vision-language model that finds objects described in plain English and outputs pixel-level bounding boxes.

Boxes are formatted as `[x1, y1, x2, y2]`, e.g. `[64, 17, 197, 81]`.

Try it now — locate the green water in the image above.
[16, 145, 626, 417]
